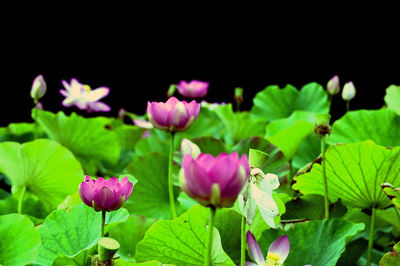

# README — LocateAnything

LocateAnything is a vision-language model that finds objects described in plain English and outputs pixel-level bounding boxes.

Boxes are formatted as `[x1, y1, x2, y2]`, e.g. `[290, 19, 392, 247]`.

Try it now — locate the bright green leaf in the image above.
[379, 241, 400, 266]
[125, 153, 179, 219]
[135, 205, 235, 265]
[293, 141, 400, 209]
[384, 85, 400, 115]
[0, 139, 83, 212]
[329, 109, 400, 147]
[0, 213, 41, 266]
[258, 219, 364, 266]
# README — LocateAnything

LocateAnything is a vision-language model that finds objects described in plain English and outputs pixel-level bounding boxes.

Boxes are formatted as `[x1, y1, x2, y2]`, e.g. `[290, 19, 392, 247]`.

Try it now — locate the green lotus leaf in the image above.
[214, 104, 266, 144]
[135, 205, 235, 265]
[384, 84, 400, 115]
[329, 109, 400, 147]
[182, 107, 224, 139]
[192, 137, 227, 156]
[125, 153, 179, 219]
[251, 82, 329, 121]
[381, 183, 400, 210]
[0, 139, 83, 212]
[0, 122, 45, 143]
[0, 213, 41, 266]
[258, 219, 364, 266]
[36, 110, 121, 167]
[293, 140, 400, 209]
[36, 203, 128, 265]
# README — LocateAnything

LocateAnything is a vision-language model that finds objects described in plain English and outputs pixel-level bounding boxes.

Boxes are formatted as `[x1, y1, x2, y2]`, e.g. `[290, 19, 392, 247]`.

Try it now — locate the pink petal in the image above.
[79, 181, 94, 207]
[167, 101, 190, 128]
[105, 177, 119, 191]
[246, 231, 266, 265]
[87, 102, 111, 112]
[182, 154, 212, 198]
[268, 235, 290, 263]
[209, 153, 238, 186]
[84, 87, 110, 102]
[164, 97, 180, 111]
[93, 186, 116, 210]
[147, 102, 169, 127]
[196, 153, 216, 172]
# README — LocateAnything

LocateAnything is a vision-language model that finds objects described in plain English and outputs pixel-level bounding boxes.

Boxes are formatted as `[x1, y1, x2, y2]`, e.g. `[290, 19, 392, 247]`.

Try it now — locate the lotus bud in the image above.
[313, 114, 331, 138]
[167, 84, 177, 98]
[181, 138, 200, 159]
[79, 176, 133, 212]
[342, 81, 356, 101]
[147, 97, 200, 132]
[326, 75, 340, 96]
[179, 152, 249, 208]
[30, 75, 47, 102]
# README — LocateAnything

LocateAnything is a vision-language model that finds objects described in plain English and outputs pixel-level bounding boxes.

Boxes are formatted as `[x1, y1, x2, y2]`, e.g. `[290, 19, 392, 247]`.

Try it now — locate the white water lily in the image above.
[239, 168, 280, 228]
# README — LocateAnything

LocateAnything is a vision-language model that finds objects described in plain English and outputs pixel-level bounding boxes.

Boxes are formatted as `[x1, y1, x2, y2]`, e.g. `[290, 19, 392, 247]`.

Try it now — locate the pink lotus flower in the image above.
[246, 231, 290, 266]
[79, 176, 133, 212]
[147, 97, 200, 132]
[179, 152, 249, 208]
[60, 78, 111, 112]
[176, 80, 209, 99]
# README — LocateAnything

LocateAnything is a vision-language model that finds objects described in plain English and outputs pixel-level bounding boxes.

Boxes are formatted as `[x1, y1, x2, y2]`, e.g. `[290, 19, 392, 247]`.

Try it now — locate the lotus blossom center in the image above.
[266, 252, 282, 266]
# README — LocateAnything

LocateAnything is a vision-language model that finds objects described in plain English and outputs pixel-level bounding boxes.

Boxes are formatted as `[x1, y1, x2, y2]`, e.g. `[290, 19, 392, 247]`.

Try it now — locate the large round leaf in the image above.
[384, 85, 400, 115]
[329, 109, 400, 147]
[36, 110, 120, 165]
[36, 203, 128, 265]
[0, 139, 83, 211]
[125, 153, 180, 219]
[293, 140, 400, 209]
[135, 205, 235, 265]
[0, 213, 40, 266]
[251, 82, 329, 121]
[258, 219, 364, 266]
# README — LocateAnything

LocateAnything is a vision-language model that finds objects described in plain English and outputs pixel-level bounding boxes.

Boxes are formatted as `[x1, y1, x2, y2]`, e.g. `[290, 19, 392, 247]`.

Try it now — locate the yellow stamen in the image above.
[266, 252, 282, 266]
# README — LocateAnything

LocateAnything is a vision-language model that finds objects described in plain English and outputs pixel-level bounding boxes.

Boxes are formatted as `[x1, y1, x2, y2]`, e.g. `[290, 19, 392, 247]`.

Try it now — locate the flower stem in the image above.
[168, 132, 177, 219]
[321, 135, 329, 220]
[240, 215, 246, 266]
[367, 206, 376, 266]
[33, 102, 39, 139]
[17, 186, 26, 214]
[205, 206, 216, 266]
[101, 211, 106, 237]
[346, 100, 350, 112]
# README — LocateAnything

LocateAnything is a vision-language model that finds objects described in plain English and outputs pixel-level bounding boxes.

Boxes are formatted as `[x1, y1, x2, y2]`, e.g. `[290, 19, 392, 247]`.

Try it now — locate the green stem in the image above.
[288, 159, 293, 181]
[328, 95, 333, 113]
[240, 215, 246, 266]
[321, 136, 329, 220]
[33, 102, 39, 139]
[205, 206, 216, 266]
[17, 186, 26, 214]
[346, 100, 350, 112]
[168, 132, 177, 219]
[101, 211, 106, 238]
[236, 101, 240, 113]
[367, 207, 376, 266]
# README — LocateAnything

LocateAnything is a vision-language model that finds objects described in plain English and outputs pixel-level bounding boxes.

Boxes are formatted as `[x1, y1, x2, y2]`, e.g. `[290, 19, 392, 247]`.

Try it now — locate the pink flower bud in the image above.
[176, 80, 209, 99]
[30, 75, 47, 101]
[147, 97, 200, 132]
[342, 81, 356, 101]
[180, 152, 249, 208]
[79, 176, 133, 212]
[326, 75, 340, 96]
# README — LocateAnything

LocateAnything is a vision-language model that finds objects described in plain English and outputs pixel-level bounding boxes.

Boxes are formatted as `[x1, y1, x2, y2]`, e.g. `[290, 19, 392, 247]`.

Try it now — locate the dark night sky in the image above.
[2, 2, 399, 126]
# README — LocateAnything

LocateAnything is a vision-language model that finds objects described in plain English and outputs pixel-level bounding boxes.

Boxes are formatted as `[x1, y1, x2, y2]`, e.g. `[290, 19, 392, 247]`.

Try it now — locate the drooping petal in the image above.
[267, 235, 290, 263]
[251, 183, 279, 228]
[87, 102, 111, 112]
[246, 231, 266, 266]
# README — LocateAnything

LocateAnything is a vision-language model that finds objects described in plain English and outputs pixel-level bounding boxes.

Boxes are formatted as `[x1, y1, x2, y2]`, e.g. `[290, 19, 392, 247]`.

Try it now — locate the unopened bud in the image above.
[30, 75, 47, 102]
[327, 75, 340, 95]
[118, 108, 126, 120]
[234, 87, 244, 103]
[342, 81, 356, 101]
[181, 138, 201, 159]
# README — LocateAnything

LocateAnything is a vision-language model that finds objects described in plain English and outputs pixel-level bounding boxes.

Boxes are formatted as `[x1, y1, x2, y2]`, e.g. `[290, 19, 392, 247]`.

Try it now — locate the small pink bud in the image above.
[180, 138, 200, 159]
[30, 75, 47, 102]
[326, 75, 340, 95]
[342, 81, 356, 101]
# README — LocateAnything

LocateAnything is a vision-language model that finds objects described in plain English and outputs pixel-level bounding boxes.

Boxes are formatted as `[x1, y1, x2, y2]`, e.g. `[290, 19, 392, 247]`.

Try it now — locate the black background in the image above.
[2, 2, 399, 126]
